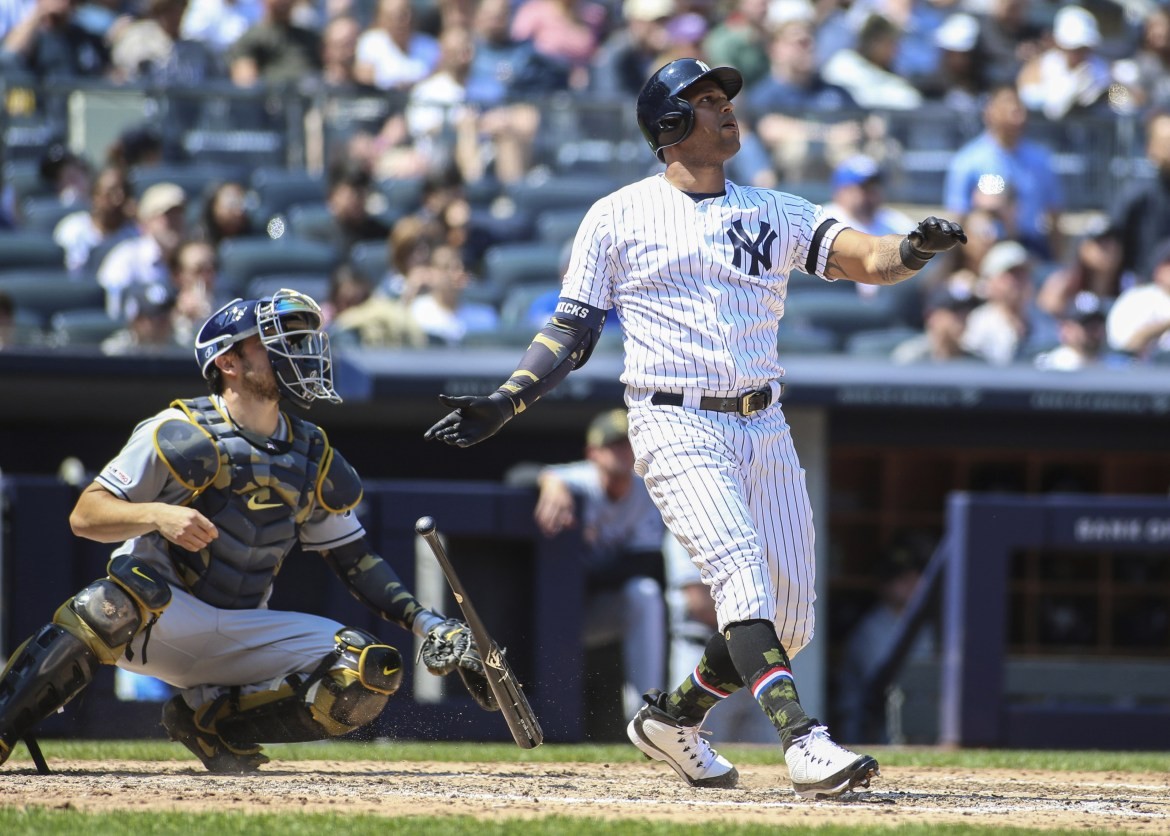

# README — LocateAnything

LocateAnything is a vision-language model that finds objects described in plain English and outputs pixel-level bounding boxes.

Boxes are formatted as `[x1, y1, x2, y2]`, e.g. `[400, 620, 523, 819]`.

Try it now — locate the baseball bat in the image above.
[414, 516, 544, 749]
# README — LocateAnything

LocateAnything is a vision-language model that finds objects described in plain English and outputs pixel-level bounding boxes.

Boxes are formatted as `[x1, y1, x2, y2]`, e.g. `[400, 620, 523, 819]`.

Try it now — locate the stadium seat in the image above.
[183, 129, 285, 170]
[845, 326, 920, 358]
[481, 242, 565, 291]
[250, 168, 327, 223]
[218, 237, 340, 297]
[20, 196, 84, 232]
[776, 321, 841, 354]
[130, 162, 249, 202]
[499, 283, 560, 330]
[505, 172, 622, 215]
[349, 239, 390, 283]
[48, 308, 124, 347]
[287, 204, 336, 242]
[0, 273, 105, 328]
[246, 275, 331, 303]
[535, 207, 587, 246]
[0, 231, 66, 269]
[377, 177, 425, 217]
[2, 159, 48, 201]
[783, 290, 905, 344]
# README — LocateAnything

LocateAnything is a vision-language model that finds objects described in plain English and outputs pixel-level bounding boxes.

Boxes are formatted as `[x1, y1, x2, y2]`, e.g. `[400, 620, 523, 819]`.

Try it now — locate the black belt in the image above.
[650, 383, 782, 416]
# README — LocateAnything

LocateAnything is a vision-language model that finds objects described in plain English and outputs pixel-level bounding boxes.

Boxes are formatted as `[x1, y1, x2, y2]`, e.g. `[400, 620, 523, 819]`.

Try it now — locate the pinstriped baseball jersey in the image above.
[558, 173, 845, 649]
[561, 174, 845, 391]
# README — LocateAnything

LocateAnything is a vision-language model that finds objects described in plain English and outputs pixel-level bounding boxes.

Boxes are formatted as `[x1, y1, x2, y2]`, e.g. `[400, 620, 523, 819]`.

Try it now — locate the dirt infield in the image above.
[2, 759, 1168, 831]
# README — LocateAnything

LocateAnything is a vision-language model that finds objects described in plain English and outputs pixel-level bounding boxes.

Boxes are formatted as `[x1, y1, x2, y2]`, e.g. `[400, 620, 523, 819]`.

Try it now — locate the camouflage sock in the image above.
[724, 619, 813, 748]
[662, 630, 744, 725]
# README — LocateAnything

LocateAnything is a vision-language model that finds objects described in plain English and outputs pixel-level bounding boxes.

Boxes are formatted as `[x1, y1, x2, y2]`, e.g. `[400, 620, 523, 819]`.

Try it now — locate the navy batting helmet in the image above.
[636, 58, 744, 162]
[194, 288, 341, 409]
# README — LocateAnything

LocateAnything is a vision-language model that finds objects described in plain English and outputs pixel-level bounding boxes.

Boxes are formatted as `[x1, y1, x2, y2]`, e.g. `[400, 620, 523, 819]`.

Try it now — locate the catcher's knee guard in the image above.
[208, 627, 402, 747]
[0, 556, 171, 764]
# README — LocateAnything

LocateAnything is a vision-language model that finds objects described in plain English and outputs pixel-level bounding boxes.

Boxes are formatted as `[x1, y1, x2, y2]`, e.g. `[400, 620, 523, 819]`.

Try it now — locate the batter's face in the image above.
[677, 80, 740, 163]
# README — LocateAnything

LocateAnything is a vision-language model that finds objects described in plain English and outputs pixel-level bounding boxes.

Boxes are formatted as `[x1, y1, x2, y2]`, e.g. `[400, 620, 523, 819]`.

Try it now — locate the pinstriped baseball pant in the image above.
[627, 393, 816, 658]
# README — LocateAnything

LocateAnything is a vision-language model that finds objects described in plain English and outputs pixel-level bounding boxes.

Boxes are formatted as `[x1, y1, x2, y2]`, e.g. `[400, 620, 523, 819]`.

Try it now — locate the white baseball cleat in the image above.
[784, 724, 879, 799]
[627, 693, 739, 789]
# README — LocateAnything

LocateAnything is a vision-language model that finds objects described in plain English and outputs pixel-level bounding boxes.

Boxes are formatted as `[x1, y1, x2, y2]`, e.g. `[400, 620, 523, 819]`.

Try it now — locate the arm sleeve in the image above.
[493, 298, 606, 415]
[319, 535, 431, 632]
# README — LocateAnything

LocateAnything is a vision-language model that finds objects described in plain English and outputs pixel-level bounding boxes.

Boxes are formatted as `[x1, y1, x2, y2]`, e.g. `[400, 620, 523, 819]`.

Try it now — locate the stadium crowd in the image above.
[1, 0, 1170, 366]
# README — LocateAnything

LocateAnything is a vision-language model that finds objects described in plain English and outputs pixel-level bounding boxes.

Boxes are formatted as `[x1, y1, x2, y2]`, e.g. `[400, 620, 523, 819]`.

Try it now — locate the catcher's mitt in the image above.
[419, 618, 498, 711]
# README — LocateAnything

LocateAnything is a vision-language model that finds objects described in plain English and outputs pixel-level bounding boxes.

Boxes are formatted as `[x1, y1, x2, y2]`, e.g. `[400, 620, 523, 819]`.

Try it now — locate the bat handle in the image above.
[415, 516, 436, 537]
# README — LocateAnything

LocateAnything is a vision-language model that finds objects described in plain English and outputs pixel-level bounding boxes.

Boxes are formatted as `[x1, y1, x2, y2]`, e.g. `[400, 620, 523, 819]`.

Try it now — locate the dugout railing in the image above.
[865, 492, 1170, 751]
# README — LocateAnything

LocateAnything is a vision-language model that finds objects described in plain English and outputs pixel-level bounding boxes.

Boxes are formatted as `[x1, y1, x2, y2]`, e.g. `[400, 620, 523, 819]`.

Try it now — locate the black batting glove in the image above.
[901, 216, 968, 269]
[424, 392, 513, 447]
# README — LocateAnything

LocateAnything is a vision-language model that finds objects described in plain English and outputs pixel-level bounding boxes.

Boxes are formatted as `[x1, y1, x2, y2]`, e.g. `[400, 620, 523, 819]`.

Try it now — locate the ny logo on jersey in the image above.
[726, 220, 777, 276]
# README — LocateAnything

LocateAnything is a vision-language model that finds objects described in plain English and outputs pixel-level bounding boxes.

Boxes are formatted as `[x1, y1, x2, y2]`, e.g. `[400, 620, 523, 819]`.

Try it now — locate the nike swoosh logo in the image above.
[131, 566, 154, 582]
[246, 494, 283, 511]
[382, 665, 399, 676]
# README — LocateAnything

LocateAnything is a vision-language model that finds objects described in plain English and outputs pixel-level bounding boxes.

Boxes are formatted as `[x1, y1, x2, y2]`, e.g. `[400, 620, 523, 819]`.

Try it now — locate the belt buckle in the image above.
[739, 389, 766, 416]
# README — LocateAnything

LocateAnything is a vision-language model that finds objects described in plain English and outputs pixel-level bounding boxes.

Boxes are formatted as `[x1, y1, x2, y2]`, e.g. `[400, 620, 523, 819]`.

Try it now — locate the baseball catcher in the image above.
[0, 288, 495, 773]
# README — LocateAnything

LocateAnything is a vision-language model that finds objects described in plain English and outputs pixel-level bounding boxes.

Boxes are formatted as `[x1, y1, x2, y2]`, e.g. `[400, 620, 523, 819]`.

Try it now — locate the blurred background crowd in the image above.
[2, 0, 1170, 368]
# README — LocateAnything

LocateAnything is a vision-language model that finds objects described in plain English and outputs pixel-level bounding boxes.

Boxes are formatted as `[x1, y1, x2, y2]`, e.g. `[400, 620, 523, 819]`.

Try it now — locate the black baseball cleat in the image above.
[626, 691, 739, 788]
[161, 696, 269, 774]
[784, 724, 879, 799]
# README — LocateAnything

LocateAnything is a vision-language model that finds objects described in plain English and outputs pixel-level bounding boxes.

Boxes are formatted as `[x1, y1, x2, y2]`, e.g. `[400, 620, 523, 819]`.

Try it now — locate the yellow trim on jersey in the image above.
[314, 427, 364, 514]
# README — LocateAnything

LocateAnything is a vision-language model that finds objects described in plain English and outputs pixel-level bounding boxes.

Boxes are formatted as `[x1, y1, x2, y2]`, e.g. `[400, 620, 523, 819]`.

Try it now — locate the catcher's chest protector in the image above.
[166, 397, 327, 608]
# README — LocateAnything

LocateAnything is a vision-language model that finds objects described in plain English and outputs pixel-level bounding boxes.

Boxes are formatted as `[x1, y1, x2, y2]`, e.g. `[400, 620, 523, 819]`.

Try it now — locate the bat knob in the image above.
[415, 516, 436, 536]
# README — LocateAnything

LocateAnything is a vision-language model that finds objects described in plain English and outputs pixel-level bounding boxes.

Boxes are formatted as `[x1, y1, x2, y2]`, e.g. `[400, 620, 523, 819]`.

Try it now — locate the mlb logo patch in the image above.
[106, 467, 132, 486]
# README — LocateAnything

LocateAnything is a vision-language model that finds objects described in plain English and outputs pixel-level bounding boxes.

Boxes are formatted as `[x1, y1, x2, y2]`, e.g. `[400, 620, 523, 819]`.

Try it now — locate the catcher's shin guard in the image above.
[210, 628, 402, 747]
[0, 556, 171, 765]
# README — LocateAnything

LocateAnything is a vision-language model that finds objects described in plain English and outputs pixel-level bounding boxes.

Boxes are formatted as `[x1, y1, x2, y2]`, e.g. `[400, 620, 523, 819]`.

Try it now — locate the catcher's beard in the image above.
[239, 352, 281, 403]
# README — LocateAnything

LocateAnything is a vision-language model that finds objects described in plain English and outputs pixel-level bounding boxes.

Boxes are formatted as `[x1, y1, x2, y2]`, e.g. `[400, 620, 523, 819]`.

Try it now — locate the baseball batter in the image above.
[0, 289, 495, 772]
[426, 59, 966, 798]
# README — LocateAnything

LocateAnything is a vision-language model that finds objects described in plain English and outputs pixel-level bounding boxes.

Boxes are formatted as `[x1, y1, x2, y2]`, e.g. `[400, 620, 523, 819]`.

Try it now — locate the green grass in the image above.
[6, 738, 1166, 773]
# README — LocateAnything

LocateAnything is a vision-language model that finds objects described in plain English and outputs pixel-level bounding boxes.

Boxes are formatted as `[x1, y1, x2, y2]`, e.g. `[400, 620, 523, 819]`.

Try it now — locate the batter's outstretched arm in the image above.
[424, 301, 605, 448]
[824, 216, 967, 286]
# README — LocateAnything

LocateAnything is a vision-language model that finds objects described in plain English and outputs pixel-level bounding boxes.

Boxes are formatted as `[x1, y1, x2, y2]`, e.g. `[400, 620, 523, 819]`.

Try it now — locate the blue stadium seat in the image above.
[499, 283, 560, 330]
[287, 204, 336, 242]
[130, 163, 249, 202]
[246, 275, 331, 303]
[48, 308, 125, 347]
[481, 241, 565, 291]
[0, 273, 105, 327]
[250, 168, 327, 223]
[0, 232, 66, 269]
[845, 326, 921, 358]
[783, 289, 905, 345]
[218, 237, 340, 297]
[349, 239, 390, 283]
[505, 173, 622, 215]
[535, 207, 587, 246]
[20, 196, 84, 233]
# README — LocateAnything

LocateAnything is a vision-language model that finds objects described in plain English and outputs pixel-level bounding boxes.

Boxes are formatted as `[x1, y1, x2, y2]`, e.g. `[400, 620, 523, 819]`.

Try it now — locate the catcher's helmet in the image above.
[636, 58, 744, 162]
[194, 288, 341, 409]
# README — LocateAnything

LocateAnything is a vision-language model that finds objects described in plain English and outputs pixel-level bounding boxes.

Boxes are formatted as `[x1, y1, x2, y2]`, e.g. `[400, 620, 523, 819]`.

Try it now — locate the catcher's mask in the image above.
[636, 58, 743, 162]
[194, 288, 341, 409]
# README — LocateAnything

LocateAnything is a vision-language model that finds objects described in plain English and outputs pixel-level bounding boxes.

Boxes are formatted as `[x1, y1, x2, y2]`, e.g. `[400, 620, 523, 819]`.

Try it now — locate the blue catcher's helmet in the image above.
[194, 288, 341, 409]
[636, 58, 743, 162]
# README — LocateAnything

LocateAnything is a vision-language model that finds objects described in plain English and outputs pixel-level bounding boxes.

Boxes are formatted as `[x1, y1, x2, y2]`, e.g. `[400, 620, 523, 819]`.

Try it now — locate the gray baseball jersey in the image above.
[561, 174, 844, 654]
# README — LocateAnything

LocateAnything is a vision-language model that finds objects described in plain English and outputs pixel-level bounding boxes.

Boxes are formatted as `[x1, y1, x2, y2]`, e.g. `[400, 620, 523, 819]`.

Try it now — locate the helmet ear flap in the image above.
[654, 97, 694, 160]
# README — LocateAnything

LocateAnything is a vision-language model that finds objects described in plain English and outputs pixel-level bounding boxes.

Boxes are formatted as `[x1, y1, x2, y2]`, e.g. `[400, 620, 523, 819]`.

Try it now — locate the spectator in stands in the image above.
[376, 213, 444, 300]
[702, 0, 769, 88]
[0, 0, 35, 40]
[408, 242, 498, 344]
[927, 11, 986, 113]
[1017, 4, 1112, 121]
[2, 0, 111, 79]
[824, 155, 915, 300]
[228, 0, 320, 87]
[976, 0, 1044, 89]
[181, 0, 262, 57]
[406, 24, 541, 185]
[1112, 6, 1170, 111]
[1103, 109, 1170, 282]
[468, 0, 569, 101]
[1036, 218, 1132, 320]
[1034, 290, 1116, 371]
[318, 13, 366, 90]
[862, 0, 950, 95]
[38, 142, 91, 209]
[97, 182, 187, 318]
[105, 124, 165, 170]
[53, 164, 137, 273]
[168, 238, 223, 345]
[329, 262, 427, 347]
[355, 0, 439, 91]
[821, 13, 924, 110]
[0, 290, 17, 349]
[510, 0, 607, 91]
[943, 84, 1065, 262]
[890, 279, 981, 364]
[197, 180, 254, 247]
[100, 282, 180, 356]
[662, 532, 777, 743]
[322, 259, 372, 324]
[1105, 238, 1170, 362]
[109, 0, 218, 87]
[834, 534, 935, 744]
[960, 239, 1058, 365]
[589, 0, 673, 99]
[527, 408, 667, 719]
[744, 16, 860, 184]
[312, 158, 391, 258]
